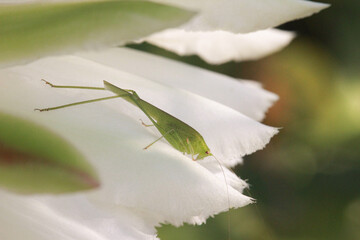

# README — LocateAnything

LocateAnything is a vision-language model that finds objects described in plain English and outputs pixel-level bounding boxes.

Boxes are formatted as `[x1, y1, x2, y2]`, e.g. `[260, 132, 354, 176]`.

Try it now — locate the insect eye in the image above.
[205, 151, 209, 154]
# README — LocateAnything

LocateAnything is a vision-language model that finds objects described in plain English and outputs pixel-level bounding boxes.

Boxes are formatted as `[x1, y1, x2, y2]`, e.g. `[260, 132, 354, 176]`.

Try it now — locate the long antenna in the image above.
[212, 155, 231, 240]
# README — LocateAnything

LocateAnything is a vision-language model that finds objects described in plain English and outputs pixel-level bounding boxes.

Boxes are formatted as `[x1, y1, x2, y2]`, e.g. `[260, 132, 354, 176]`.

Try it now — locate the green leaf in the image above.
[0, 112, 100, 194]
[0, 0, 194, 67]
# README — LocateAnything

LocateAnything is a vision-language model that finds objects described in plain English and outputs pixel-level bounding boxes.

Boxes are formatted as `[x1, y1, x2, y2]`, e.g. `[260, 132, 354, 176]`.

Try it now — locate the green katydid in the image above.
[35, 79, 212, 160]
[36, 79, 232, 238]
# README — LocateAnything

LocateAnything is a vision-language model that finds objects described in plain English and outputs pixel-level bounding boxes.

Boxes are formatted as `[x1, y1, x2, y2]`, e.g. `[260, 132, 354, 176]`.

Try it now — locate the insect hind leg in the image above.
[41, 79, 106, 90]
[143, 129, 175, 150]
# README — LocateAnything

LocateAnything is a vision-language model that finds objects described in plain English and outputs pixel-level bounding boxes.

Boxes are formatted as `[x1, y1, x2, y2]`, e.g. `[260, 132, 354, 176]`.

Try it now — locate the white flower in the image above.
[0, 0, 329, 239]
[0, 50, 268, 239]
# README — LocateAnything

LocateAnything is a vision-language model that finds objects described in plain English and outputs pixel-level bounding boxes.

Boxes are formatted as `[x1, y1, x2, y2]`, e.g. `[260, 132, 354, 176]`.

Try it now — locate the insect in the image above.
[35, 79, 212, 161]
[36, 79, 232, 238]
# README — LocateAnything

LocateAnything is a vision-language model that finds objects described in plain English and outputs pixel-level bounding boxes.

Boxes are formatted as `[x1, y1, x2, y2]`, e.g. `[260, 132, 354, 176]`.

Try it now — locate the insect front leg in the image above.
[139, 119, 154, 127]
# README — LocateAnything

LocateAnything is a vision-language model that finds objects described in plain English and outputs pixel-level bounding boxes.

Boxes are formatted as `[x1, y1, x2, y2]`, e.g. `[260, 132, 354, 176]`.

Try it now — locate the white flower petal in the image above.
[78, 48, 278, 122]
[144, 28, 295, 64]
[0, 191, 158, 240]
[19, 54, 277, 164]
[0, 55, 257, 229]
[155, 0, 330, 32]
[198, 158, 249, 192]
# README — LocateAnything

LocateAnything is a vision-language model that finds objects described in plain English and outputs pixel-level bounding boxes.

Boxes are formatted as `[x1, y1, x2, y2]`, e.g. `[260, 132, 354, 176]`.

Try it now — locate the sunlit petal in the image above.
[144, 28, 295, 64]
[79, 48, 278, 122]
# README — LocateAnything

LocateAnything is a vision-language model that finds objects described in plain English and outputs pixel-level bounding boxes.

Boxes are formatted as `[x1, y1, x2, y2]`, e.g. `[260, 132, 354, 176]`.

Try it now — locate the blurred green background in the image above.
[130, 0, 360, 239]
